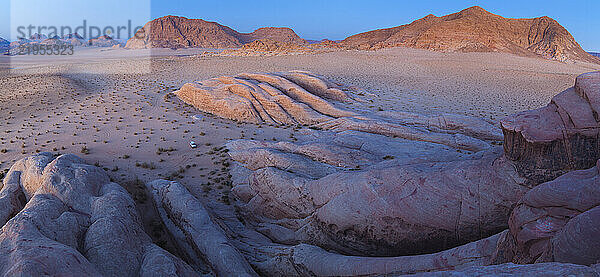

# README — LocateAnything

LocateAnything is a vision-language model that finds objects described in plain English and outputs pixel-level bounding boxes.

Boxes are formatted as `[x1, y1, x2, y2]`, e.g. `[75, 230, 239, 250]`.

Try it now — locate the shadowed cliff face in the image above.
[340, 6, 600, 64]
[501, 71, 600, 184]
[125, 16, 306, 49]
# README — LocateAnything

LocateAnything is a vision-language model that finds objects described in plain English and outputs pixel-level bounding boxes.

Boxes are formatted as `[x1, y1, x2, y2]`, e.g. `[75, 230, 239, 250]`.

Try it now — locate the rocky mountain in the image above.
[87, 35, 121, 47]
[29, 33, 47, 41]
[340, 6, 599, 63]
[0, 38, 8, 54]
[125, 15, 306, 49]
[237, 27, 307, 45]
[62, 33, 85, 46]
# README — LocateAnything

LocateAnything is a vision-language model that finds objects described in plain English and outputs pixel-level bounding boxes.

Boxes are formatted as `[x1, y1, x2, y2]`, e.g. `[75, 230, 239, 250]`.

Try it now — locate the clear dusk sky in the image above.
[2, 0, 599, 52]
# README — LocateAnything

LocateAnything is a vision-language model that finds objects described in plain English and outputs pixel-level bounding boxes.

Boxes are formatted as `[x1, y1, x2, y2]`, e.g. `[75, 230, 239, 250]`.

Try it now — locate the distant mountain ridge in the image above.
[0, 37, 8, 54]
[125, 16, 306, 49]
[339, 6, 599, 63]
[591, 52, 600, 58]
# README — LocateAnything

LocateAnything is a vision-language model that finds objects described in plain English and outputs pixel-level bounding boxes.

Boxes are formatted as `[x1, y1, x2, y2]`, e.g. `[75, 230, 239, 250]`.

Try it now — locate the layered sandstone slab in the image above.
[175, 71, 501, 152]
[146, 180, 257, 276]
[143, 177, 545, 276]
[501, 71, 600, 184]
[495, 159, 600, 265]
[0, 153, 197, 276]
[227, 133, 527, 257]
[339, 6, 599, 64]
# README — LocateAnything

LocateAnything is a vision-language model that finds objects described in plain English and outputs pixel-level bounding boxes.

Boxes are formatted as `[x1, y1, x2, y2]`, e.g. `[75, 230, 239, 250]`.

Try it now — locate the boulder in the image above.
[501, 71, 600, 184]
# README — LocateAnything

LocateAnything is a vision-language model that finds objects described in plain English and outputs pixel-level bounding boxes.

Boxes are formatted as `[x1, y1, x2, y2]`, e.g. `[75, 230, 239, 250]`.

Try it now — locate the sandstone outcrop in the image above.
[3, 72, 599, 276]
[1, 152, 597, 276]
[144, 169, 599, 276]
[180, 71, 599, 270]
[226, 132, 525, 256]
[501, 71, 600, 184]
[339, 6, 599, 63]
[494, 159, 600, 265]
[143, 177, 547, 276]
[0, 153, 197, 276]
[174, 72, 525, 257]
[175, 71, 501, 152]
[125, 16, 306, 49]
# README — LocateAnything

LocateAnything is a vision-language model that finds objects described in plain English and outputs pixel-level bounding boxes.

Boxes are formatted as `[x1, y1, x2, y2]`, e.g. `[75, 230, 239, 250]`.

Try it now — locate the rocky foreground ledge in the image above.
[0, 72, 598, 276]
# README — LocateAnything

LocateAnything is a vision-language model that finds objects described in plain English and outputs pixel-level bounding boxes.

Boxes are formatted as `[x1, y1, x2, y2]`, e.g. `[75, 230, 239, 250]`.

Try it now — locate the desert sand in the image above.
[1, 47, 600, 275]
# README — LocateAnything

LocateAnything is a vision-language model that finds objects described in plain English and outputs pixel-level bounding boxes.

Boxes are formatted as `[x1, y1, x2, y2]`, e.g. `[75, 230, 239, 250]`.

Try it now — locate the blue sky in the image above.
[2, 0, 599, 51]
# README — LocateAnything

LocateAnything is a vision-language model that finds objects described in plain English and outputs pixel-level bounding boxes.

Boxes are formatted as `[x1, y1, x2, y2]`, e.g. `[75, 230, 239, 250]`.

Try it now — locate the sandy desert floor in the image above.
[1, 47, 599, 250]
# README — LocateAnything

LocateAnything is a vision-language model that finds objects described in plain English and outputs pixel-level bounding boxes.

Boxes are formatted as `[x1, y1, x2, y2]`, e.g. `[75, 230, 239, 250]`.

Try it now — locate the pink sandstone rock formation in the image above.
[2, 72, 599, 276]
[493, 159, 600, 265]
[0, 153, 197, 276]
[501, 71, 600, 184]
[174, 71, 501, 152]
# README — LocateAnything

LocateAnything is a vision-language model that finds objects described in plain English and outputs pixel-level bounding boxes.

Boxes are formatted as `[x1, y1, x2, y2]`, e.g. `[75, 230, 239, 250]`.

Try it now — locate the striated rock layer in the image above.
[501, 71, 600, 184]
[125, 16, 306, 49]
[0, 153, 197, 276]
[339, 6, 599, 64]
[175, 71, 502, 152]
[493, 159, 600, 266]
[174, 71, 525, 256]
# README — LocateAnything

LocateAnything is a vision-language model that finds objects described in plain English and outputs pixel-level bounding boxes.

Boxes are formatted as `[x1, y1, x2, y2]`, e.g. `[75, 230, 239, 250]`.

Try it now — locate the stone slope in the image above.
[125, 16, 306, 49]
[340, 6, 599, 63]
